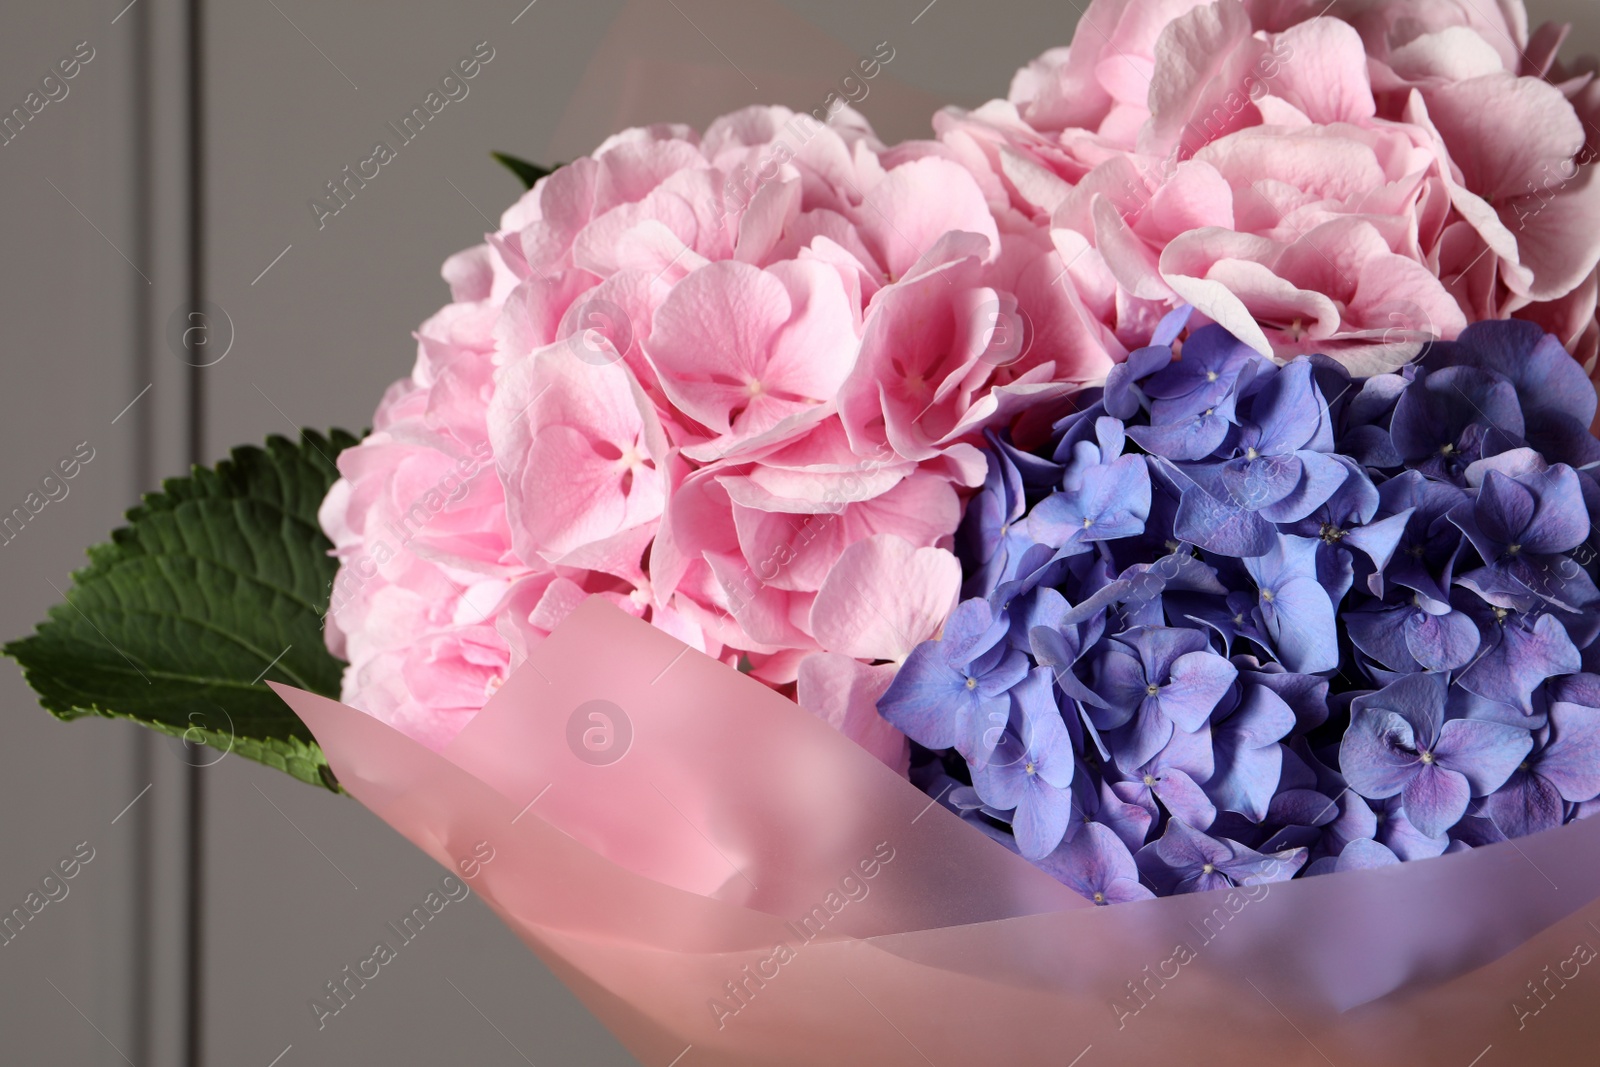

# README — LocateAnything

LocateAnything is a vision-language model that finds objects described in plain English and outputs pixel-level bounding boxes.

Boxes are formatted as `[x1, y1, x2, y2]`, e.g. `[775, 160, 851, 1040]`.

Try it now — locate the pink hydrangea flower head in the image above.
[939, 0, 1600, 367]
[323, 103, 1119, 763]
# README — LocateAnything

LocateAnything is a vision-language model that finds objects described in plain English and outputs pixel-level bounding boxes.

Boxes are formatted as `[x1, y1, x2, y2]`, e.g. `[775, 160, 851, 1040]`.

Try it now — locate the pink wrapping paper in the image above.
[275, 599, 1600, 1065]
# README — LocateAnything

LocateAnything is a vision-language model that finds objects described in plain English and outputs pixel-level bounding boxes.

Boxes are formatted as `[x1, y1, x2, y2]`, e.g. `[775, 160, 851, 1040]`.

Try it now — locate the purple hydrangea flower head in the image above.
[884, 315, 1600, 901]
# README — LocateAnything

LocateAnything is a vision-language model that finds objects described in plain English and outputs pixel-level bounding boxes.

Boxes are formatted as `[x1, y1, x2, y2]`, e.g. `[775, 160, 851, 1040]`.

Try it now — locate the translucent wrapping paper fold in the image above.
[275, 599, 1600, 1065]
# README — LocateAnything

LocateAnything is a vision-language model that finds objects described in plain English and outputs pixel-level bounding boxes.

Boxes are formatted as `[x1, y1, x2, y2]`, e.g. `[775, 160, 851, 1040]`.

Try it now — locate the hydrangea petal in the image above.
[1400, 763, 1472, 838]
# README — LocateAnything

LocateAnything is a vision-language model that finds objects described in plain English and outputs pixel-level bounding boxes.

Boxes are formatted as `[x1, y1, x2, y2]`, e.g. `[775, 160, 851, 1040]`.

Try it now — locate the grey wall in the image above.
[4, 1, 1600, 1064]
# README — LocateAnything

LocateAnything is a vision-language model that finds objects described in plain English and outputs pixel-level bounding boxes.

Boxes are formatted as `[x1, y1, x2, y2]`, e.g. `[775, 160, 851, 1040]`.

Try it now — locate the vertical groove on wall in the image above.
[184, 0, 208, 1063]
[185, 4, 206, 468]
[128, 0, 155, 1057]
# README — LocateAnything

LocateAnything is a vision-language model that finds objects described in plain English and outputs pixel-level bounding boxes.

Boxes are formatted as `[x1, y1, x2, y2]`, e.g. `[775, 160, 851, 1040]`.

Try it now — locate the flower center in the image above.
[1201, 863, 1216, 875]
[1319, 523, 1346, 543]
[1261, 588, 1275, 603]
[1206, 370, 1219, 382]
[1420, 751, 1435, 764]
[1024, 761, 1037, 776]
[618, 443, 649, 471]
[1093, 891, 1106, 904]
[1506, 543, 1521, 555]
[965, 676, 978, 690]
[1143, 774, 1157, 787]
[1245, 446, 1260, 461]
[1082, 516, 1094, 528]
[1146, 683, 1160, 696]
[1440, 442, 1455, 456]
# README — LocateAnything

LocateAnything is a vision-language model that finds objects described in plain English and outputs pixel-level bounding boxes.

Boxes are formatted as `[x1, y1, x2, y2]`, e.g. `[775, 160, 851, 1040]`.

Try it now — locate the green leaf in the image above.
[4, 429, 360, 790]
[491, 151, 555, 189]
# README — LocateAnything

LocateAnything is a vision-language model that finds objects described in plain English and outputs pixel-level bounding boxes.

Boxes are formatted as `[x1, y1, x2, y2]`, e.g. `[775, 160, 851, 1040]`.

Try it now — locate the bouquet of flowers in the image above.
[15, 0, 1600, 1061]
